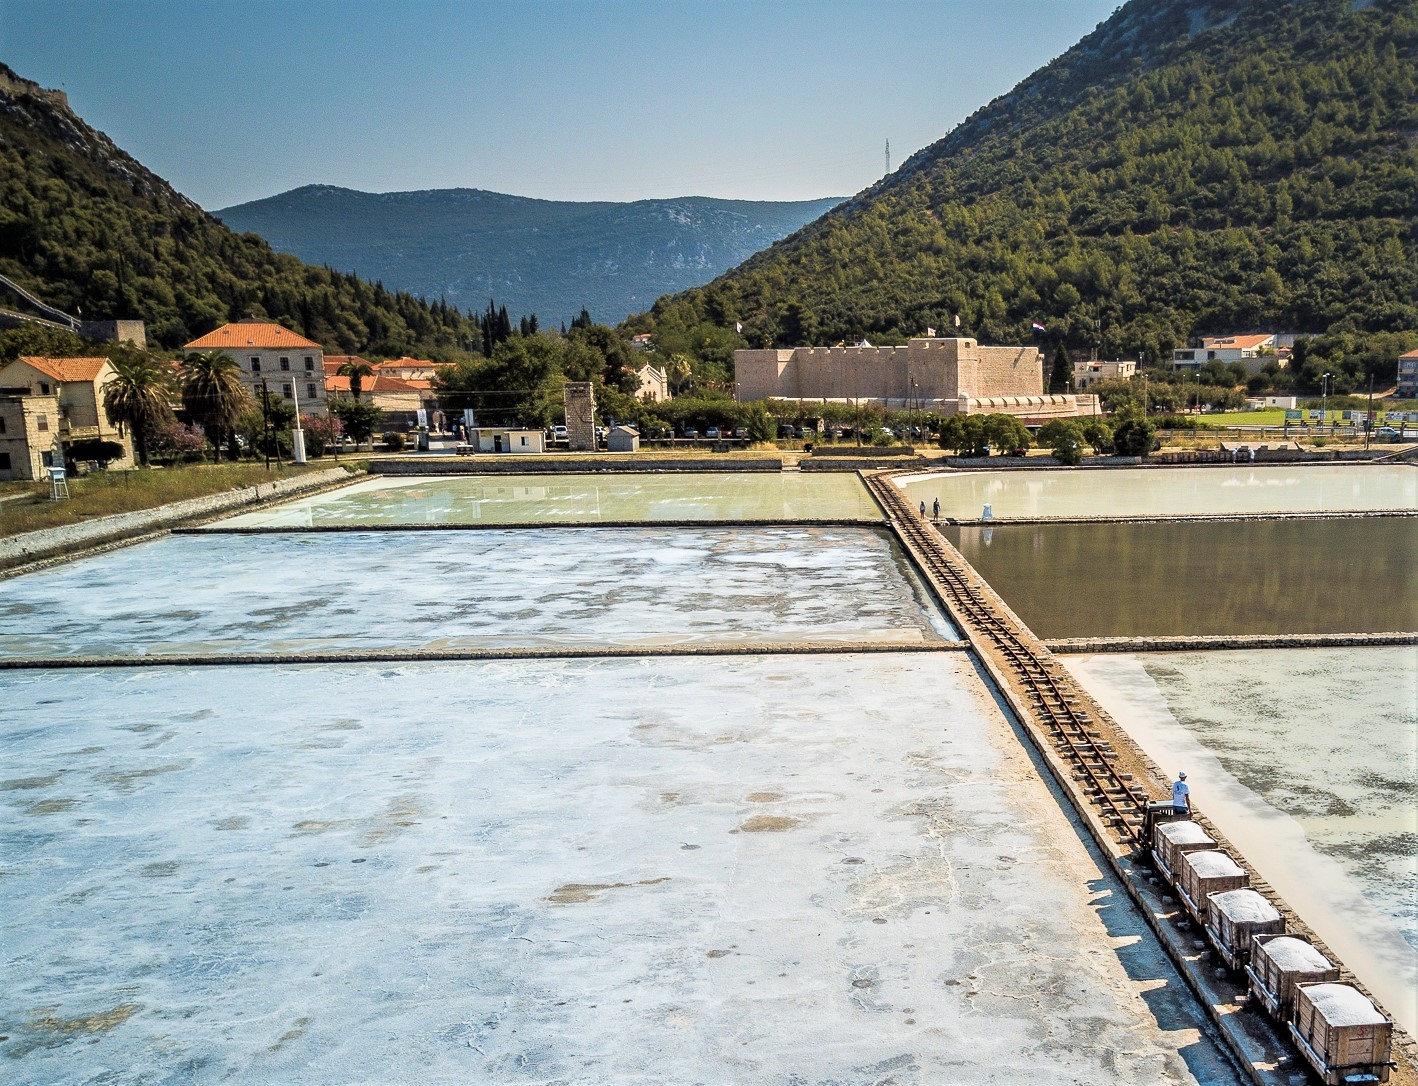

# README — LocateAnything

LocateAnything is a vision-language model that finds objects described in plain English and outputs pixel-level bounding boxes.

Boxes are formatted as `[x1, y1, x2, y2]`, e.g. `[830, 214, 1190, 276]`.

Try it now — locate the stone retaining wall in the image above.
[1046, 632, 1417, 653]
[943, 509, 1416, 527]
[372, 457, 782, 475]
[0, 467, 355, 572]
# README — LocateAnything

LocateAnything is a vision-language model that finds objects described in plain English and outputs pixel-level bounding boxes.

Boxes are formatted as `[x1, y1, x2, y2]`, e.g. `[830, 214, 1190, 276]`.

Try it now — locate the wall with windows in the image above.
[236, 348, 328, 412]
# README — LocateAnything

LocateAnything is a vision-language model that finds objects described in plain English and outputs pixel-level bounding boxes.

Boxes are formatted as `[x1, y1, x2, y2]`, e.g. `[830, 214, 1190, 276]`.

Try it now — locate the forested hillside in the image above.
[643, 0, 1417, 385]
[216, 186, 842, 327]
[0, 65, 480, 356]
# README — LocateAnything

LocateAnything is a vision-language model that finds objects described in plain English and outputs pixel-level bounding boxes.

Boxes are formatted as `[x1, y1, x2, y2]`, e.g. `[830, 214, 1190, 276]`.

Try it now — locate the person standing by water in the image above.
[932, 497, 940, 519]
[919, 500, 927, 517]
[1172, 771, 1192, 817]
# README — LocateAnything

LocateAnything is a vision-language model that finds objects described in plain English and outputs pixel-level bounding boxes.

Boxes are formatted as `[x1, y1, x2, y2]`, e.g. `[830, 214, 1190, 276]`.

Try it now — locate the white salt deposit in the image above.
[1159, 822, 1213, 846]
[1303, 984, 1387, 1027]
[1063, 649, 1418, 1034]
[1209, 888, 1280, 925]
[1261, 937, 1333, 974]
[0, 656, 1243, 1084]
[1185, 851, 1246, 878]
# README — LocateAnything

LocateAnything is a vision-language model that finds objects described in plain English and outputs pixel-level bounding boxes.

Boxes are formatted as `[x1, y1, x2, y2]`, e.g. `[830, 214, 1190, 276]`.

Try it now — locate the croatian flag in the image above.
[1031, 321, 1047, 333]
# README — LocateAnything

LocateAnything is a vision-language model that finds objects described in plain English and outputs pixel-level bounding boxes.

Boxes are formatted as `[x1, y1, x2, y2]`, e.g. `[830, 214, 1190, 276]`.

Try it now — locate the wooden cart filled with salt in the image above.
[1247, 934, 1338, 1021]
[1177, 848, 1247, 925]
[1204, 887, 1283, 971]
[1152, 819, 1215, 885]
[1290, 982, 1393, 1085]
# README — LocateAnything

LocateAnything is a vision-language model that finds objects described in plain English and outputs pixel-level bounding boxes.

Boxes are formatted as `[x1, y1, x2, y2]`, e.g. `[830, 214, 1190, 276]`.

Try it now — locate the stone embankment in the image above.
[186, 517, 885, 535]
[1046, 632, 1417, 653]
[0, 640, 968, 671]
[860, 470, 1418, 1086]
[0, 467, 356, 575]
[942, 508, 1416, 527]
[372, 456, 782, 475]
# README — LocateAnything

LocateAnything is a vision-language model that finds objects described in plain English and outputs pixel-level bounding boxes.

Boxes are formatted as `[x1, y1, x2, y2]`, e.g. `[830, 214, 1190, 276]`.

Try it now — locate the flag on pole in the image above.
[926, 327, 936, 337]
[1031, 321, 1047, 334]
[953, 313, 961, 328]
[735, 321, 743, 334]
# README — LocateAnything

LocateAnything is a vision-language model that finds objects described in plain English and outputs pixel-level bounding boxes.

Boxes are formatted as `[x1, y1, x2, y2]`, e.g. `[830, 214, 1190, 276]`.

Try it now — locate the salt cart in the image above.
[1152, 819, 1216, 886]
[1247, 934, 1338, 1022]
[1204, 887, 1283, 972]
[1177, 849, 1247, 925]
[1290, 982, 1394, 1085]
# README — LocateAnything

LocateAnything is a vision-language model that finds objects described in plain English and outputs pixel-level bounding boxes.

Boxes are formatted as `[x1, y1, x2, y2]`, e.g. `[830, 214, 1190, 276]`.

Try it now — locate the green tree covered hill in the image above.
[0, 64, 479, 356]
[642, 0, 1417, 379]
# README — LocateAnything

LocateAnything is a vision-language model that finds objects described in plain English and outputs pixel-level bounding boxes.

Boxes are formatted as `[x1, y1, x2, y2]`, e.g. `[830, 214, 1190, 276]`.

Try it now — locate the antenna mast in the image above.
[884, 139, 891, 175]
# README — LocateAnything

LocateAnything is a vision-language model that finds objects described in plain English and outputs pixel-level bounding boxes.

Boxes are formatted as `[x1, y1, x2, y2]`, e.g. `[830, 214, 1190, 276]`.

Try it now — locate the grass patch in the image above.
[0, 462, 334, 538]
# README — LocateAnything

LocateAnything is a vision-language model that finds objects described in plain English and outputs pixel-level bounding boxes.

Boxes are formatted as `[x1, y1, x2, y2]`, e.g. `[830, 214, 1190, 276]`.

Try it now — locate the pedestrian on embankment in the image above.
[932, 497, 940, 519]
[919, 500, 926, 517]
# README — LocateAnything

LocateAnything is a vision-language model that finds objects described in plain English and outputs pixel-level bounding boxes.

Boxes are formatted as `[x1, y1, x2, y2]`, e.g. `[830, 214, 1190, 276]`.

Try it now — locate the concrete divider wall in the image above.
[0, 467, 355, 571]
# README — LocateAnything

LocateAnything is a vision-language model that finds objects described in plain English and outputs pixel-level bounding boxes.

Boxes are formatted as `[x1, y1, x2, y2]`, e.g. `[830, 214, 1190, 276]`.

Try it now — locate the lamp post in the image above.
[1321, 372, 1330, 437]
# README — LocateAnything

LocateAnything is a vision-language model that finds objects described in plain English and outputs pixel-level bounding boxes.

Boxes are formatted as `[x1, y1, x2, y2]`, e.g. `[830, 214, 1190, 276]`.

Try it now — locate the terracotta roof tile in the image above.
[1200, 334, 1273, 350]
[17, 356, 109, 383]
[184, 320, 322, 350]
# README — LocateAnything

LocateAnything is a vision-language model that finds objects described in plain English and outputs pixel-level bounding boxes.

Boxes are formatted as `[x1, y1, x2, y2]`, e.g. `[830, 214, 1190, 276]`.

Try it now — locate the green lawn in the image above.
[0, 462, 333, 538]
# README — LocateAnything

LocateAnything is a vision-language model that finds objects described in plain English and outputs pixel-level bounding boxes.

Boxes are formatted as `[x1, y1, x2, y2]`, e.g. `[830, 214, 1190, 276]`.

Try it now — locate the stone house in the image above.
[0, 356, 133, 467]
[1073, 359, 1136, 390]
[183, 319, 326, 413]
[0, 389, 62, 480]
[1172, 335, 1283, 376]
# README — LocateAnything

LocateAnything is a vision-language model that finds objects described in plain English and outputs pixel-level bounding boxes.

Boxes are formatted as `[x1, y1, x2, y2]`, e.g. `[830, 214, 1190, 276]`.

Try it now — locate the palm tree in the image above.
[181, 350, 251, 460]
[338, 358, 375, 402]
[102, 349, 176, 465]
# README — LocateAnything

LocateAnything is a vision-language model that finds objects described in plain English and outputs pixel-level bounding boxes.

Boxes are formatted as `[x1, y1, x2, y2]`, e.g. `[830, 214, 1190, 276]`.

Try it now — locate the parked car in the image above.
[705, 427, 720, 439]
[552, 425, 568, 441]
[683, 427, 698, 439]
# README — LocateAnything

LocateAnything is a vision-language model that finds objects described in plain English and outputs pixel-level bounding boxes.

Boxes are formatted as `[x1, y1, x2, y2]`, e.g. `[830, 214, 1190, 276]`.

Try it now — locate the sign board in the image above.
[1308, 410, 1321, 419]
[1285, 409, 1302, 420]
[416, 408, 428, 428]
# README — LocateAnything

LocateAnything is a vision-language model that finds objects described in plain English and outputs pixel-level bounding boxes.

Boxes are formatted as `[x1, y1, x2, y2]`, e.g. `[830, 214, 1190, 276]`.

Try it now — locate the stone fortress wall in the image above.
[734, 337, 1088, 419]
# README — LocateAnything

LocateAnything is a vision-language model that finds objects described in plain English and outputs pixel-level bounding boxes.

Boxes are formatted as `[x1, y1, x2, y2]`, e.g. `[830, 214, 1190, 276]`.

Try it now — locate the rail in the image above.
[862, 470, 1151, 842]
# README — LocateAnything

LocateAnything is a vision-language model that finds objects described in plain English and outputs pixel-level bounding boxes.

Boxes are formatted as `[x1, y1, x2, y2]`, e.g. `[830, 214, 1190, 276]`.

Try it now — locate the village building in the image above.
[0, 388, 62, 480]
[734, 337, 1091, 421]
[635, 363, 669, 402]
[1073, 358, 1136, 389]
[1172, 335, 1284, 376]
[0, 356, 133, 469]
[606, 424, 640, 452]
[465, 427, 545, 454]
[373, 356, 439, 381]
[183, 318, 327, 412]
[1397, 349, 1418, 398]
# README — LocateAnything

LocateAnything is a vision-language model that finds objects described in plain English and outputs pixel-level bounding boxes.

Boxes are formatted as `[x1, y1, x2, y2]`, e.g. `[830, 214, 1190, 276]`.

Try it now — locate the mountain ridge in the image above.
[215, 186, 844, 326]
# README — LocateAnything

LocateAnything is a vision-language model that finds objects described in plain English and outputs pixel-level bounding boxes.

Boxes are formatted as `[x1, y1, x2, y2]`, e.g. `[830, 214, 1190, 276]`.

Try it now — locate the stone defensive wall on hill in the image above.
[734, 336, 1092, 420]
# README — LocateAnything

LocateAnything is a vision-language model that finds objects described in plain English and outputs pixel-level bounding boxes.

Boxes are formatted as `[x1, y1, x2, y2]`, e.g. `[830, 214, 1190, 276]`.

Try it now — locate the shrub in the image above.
[383, 430, 406, 451]
[1036, 420, 1086, 465]
[301, 413, 342, 457]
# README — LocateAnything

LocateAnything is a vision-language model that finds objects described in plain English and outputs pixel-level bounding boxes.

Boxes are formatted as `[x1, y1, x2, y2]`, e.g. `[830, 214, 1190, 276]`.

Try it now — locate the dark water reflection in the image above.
[944, 518, 1418, 637]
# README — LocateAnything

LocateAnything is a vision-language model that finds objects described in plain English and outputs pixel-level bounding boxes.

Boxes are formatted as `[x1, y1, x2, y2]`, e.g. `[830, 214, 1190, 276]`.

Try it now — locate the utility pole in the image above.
[884, 139, 890, 176]
[1365, 373, 1374, 450]
[260, 378, 275, 470]
[1321, 372, 1330, 437]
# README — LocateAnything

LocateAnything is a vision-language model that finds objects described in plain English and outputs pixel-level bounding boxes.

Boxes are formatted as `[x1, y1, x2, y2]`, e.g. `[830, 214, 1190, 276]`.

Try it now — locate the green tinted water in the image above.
[218, 473, 882, 526]
[945, 517, 1418, 637]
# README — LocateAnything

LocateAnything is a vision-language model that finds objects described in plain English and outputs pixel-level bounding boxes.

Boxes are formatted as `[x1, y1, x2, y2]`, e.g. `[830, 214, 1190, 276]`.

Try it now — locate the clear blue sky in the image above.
[2, 0, 1118, 211]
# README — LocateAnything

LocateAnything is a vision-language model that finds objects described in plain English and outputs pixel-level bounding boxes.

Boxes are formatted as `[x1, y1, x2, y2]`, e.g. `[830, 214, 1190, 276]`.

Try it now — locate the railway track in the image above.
[862, 471, 1151, 842]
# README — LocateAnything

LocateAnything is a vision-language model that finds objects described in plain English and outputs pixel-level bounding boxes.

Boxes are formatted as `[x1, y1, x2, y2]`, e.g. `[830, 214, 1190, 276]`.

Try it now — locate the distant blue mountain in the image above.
[215, 186, 844, 326]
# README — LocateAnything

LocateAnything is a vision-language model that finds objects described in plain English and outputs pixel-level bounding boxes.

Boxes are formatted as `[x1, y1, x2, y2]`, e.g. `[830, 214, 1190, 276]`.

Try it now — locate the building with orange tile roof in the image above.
[0, 355, 133, 469]
[1398, 348, 1418, 397]
[1172, 334, 1282, 375]
[182, 318, 327, 412]
[373, 356, 438, 381]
